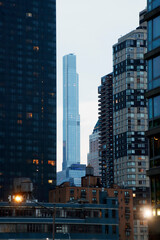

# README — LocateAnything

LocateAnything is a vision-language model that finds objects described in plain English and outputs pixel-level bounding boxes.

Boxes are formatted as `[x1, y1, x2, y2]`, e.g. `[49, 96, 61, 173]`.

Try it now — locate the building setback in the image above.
[62, 54, 80, 170]
[144, 0, 160, 239]
[87, 121, 100, 176]
[98, 73, 114, 187]
[0, 0, 56, 201]
[113, 10, 150, 240]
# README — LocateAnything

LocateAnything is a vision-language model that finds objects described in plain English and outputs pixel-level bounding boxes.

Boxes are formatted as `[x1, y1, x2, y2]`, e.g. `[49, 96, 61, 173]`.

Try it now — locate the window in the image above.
[154, 96, 160, 118]
[33, 159, 39, 165]
[26, 13, 32, 17]
[153, 16, 160, 39]
[26, 112, 33, 119]
[105, 209, 108, 218]
[114, 191, 118, 197]
[148, 56, 160, 89]
[105, 225, 109, 234]
[112, 210, 116, 218]
[92, 189, 96, 196]
[70, 189, 74, 195]
[48, 160, 55, 166]
[112, 225, 116, 234]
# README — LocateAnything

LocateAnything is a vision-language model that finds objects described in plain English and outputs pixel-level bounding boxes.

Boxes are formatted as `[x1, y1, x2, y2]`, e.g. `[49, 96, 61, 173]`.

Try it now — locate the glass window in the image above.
[153, 16, 160, 39]
[154, 136, 160, 157]
[112, 225, 116, 234]
[149, 98, 153, 119]
[153, 56, 160, 79]
[154, 96, 160, 118]
[156, 175, 160, 205]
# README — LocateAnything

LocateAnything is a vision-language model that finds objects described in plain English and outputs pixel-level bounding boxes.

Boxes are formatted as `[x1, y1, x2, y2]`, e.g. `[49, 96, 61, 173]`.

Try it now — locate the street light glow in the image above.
[14, 195, 23, 203]
[143, 208, 152, 218]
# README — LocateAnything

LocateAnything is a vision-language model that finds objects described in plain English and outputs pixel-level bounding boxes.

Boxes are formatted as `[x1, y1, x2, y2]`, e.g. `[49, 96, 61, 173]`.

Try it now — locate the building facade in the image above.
[98, 74, 114, 187]
[50, 174, 134, 240]
[0, 200, 119, 240]
[57, 164, 86, 186]
[87, 121, 100, 176]
[144, 0, 160, 239]
[63, 54, 80, 170]
[113, 10, 150, 240]
[0, 0, 56, 201]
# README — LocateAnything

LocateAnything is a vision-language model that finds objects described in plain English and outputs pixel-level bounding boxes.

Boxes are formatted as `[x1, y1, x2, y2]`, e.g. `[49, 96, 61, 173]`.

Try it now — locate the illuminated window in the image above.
[48, 180, 53, 184]
[49, 93, 55, 97]
[33, 46, 39, 51]
[26, 13, 32, 17]
[26, 112, 32, 119]
[157, 209, 160, 216]
[33, 159, 39, 165]
[17, 120, 22, 124]
[48, 160, 55, 166]
[153, 209, 156, 216]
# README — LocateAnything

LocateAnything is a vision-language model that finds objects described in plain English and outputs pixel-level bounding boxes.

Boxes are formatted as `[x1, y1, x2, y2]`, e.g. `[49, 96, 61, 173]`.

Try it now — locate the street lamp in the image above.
[13, 194, 56, 240]
[143, 208, 152, 219]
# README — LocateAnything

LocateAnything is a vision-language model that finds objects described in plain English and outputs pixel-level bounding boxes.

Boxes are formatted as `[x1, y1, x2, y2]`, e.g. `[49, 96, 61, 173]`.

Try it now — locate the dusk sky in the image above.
[57, 0, 146, 171]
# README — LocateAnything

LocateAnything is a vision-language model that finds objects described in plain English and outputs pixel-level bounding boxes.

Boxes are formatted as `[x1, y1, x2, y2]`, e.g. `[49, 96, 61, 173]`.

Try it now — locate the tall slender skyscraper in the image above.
[0, 0, 56, 201]
[63, 54, 80, 170]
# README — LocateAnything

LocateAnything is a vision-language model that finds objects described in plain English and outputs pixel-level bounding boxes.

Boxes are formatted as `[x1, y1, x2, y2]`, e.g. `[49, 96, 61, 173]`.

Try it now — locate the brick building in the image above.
[49, 170, 134, 240]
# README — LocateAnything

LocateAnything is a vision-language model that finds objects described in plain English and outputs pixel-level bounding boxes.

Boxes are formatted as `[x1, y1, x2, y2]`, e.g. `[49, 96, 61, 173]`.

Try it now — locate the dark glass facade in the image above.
[145, 1, 160, 239]
[0, 0, 56, 201]
[98, 74, 114, 188]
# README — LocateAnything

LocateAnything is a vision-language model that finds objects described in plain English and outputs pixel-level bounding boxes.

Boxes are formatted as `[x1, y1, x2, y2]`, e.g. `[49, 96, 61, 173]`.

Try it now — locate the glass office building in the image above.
[63, 54, 80, 170]
[145, 1, 160, 238]
[0, 0, 56, 201]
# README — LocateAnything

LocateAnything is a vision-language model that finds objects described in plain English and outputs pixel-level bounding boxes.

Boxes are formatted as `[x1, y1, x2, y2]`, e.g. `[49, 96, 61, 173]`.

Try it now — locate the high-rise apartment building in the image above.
[0, 0, 56, 201]
[98, 74, 114, 187]
[63, 54, 80, 170]
[144, 1, 160, 238]
[113, 10, 150, 240]
[87, 121, 100, 176]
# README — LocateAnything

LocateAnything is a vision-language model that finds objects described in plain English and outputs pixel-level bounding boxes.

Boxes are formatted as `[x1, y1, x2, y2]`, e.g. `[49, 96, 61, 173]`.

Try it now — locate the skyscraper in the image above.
[0, 0, 56, 201]
[98, 74, 114, 187]
[62, 54, 80, 170]
[144, 0, 160, 238]
[113, 10, 150, 240]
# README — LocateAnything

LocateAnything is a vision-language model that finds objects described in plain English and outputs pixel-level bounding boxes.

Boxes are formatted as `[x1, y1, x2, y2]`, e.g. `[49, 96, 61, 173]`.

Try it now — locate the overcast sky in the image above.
[57, 0, 146, 172]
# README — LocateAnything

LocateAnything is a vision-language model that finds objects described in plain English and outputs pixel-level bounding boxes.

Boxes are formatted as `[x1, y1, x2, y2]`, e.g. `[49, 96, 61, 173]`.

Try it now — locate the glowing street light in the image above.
[14, 195, 23, 203]
[143, 208, 152, 218]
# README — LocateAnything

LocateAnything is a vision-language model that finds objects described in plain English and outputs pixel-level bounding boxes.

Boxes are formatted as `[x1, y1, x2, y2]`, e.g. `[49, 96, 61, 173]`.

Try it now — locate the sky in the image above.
[57, 0, 147, 172]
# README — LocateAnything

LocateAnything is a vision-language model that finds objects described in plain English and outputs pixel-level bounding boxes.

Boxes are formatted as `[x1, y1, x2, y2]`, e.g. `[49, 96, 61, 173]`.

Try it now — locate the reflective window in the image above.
[153, 56, 160, 79]
[153, 16, 160, 39]
[150, 135, 160, 164]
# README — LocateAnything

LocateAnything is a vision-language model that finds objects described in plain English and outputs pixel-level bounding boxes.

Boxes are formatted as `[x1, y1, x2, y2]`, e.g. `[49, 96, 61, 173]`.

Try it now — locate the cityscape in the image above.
[0, 0, 160, 240]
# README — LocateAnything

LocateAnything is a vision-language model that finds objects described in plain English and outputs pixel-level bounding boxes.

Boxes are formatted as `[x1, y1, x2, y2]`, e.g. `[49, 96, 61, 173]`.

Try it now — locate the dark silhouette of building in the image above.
[98, 73, 114, 187]
[144, 1, 160, 239]
[0, 0, 56, 201]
